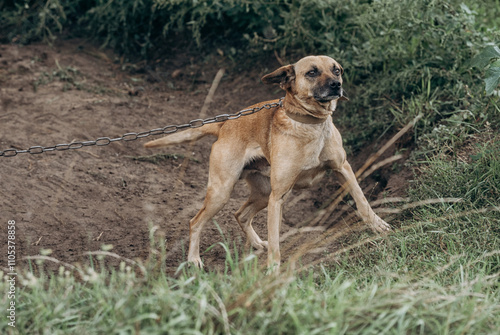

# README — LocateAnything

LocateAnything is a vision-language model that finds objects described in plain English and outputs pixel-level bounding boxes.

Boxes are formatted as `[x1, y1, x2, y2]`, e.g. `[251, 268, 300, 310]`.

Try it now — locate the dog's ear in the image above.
[338, 63, 344, 75]
[261, 64, 295, 89]
[338, 63, 348, 101]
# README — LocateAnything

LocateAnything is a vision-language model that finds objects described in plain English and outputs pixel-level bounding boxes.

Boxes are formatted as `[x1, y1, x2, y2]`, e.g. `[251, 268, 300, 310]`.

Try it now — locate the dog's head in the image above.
[262, 56, 348, 112]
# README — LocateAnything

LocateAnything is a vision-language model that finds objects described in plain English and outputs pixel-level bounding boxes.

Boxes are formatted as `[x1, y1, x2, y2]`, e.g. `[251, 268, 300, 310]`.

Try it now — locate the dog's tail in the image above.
[144, 123, 222, 149]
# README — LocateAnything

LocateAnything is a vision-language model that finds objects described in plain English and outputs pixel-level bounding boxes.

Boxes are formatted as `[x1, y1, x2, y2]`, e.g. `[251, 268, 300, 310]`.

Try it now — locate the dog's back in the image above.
[144, 99, 280, 149]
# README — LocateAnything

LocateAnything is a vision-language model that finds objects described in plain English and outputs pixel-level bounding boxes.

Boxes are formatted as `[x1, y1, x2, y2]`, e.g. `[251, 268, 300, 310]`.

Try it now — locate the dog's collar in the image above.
[285, 110, 328, 124]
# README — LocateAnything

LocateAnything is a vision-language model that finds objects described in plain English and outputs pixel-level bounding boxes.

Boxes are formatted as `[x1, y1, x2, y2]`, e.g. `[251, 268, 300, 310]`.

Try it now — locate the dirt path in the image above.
[0, 40, 408, 275]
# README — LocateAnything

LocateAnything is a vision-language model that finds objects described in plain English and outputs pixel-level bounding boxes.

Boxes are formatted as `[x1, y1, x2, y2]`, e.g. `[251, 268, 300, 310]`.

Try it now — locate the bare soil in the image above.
[0, 40, 410, 275]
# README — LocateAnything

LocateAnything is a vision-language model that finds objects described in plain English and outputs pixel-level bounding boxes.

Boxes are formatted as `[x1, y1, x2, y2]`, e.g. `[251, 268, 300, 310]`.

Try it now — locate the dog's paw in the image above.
[187, 256, 204, 269]
[370, 215, 391, 234]
[265, 261, 281, 275]
[250, 239, 269, 250]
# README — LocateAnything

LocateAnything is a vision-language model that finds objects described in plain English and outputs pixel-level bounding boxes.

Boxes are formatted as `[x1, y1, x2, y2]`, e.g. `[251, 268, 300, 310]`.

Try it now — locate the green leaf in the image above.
[484, 60, 500, 95]
[471, 45, 500, 69]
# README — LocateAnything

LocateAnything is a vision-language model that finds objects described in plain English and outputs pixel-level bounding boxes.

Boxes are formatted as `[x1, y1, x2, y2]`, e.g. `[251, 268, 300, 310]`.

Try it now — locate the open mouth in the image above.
[314, 87, 346, 103]
[314, 94, 340, 103]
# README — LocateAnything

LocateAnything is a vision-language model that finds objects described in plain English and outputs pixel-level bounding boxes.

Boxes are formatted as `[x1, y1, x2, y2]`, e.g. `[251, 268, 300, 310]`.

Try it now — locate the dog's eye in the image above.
[306, 69, 318, 77]
[333, 68, 341, 76]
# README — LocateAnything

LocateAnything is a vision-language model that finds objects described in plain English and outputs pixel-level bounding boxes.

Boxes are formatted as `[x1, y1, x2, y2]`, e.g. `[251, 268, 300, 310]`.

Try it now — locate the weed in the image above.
[32, 60, 82, 92]
[411, 136, 500, 209]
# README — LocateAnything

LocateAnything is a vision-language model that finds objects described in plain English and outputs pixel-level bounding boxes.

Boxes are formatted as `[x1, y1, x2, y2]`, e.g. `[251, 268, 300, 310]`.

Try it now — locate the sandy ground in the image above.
[0, 40, 409, 275]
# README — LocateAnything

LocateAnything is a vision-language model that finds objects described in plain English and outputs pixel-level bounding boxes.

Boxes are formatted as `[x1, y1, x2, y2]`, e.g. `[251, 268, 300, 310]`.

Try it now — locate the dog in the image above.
[145, 55, 390, 270]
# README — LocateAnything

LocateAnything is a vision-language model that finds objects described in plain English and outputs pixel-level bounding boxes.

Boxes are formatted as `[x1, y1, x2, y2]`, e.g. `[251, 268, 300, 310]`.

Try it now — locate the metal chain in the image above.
[0, 98, 284, 158]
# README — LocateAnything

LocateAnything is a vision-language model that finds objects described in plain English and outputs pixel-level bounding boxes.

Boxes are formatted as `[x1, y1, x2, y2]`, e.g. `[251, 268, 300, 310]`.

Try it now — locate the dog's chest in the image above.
[300, 122, 336, 170]
[290, 122, 340, 189]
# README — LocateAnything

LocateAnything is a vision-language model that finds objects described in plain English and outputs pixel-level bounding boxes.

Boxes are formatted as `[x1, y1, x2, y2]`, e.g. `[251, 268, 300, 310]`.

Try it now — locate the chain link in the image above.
[0, 98, 284, 158]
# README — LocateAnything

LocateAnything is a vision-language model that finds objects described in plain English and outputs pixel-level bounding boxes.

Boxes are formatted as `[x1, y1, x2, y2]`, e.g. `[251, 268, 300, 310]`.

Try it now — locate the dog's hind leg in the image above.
[187, 140, 245, 267]
[234, 173, 270, 250]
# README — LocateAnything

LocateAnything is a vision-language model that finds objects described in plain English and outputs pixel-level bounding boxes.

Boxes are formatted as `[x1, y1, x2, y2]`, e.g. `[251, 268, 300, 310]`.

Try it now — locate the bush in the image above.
[0, 0, 67, 43]
[1, 1, 499, 153]
[472, 45, 500, 96]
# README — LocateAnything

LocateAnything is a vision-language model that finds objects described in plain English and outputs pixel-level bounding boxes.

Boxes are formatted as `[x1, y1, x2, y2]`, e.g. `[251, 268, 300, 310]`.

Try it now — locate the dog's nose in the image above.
[329, 80, 341, 88]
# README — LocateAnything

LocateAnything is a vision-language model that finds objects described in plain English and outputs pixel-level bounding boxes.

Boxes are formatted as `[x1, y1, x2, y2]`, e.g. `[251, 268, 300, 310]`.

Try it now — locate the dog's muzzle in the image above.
[314, 80, 342, 103]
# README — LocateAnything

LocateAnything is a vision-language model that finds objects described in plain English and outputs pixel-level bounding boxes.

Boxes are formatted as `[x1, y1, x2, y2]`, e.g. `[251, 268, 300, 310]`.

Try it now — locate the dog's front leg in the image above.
[267, 163, 299, 272]
[334, 160, 391, 233]
[267, 190, 287, 272]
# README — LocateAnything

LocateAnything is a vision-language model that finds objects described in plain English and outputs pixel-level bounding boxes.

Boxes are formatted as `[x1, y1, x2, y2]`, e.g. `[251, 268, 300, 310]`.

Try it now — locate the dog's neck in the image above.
[283, 96, 336, 124]
[285, 110, 328, 124]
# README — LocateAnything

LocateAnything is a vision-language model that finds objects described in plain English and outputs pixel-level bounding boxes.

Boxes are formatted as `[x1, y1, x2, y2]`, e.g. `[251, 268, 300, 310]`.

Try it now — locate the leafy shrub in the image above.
[1, 0, 498, 153]
[78, 0, 282, 56]
[0, 0, 67, 43]
[471, 45, 500, 96]
[282, 0, 497, 153]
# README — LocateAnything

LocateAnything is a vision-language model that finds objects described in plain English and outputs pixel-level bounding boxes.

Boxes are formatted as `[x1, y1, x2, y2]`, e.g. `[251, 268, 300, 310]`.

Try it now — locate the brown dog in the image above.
[145, 55, 390, 270]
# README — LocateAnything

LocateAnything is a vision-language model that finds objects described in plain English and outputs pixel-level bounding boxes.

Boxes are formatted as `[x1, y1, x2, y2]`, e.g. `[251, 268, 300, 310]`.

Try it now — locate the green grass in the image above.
[4, 219, 498, 334]
[3, 127, 498, 335]
[32, 60, 83, 92]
